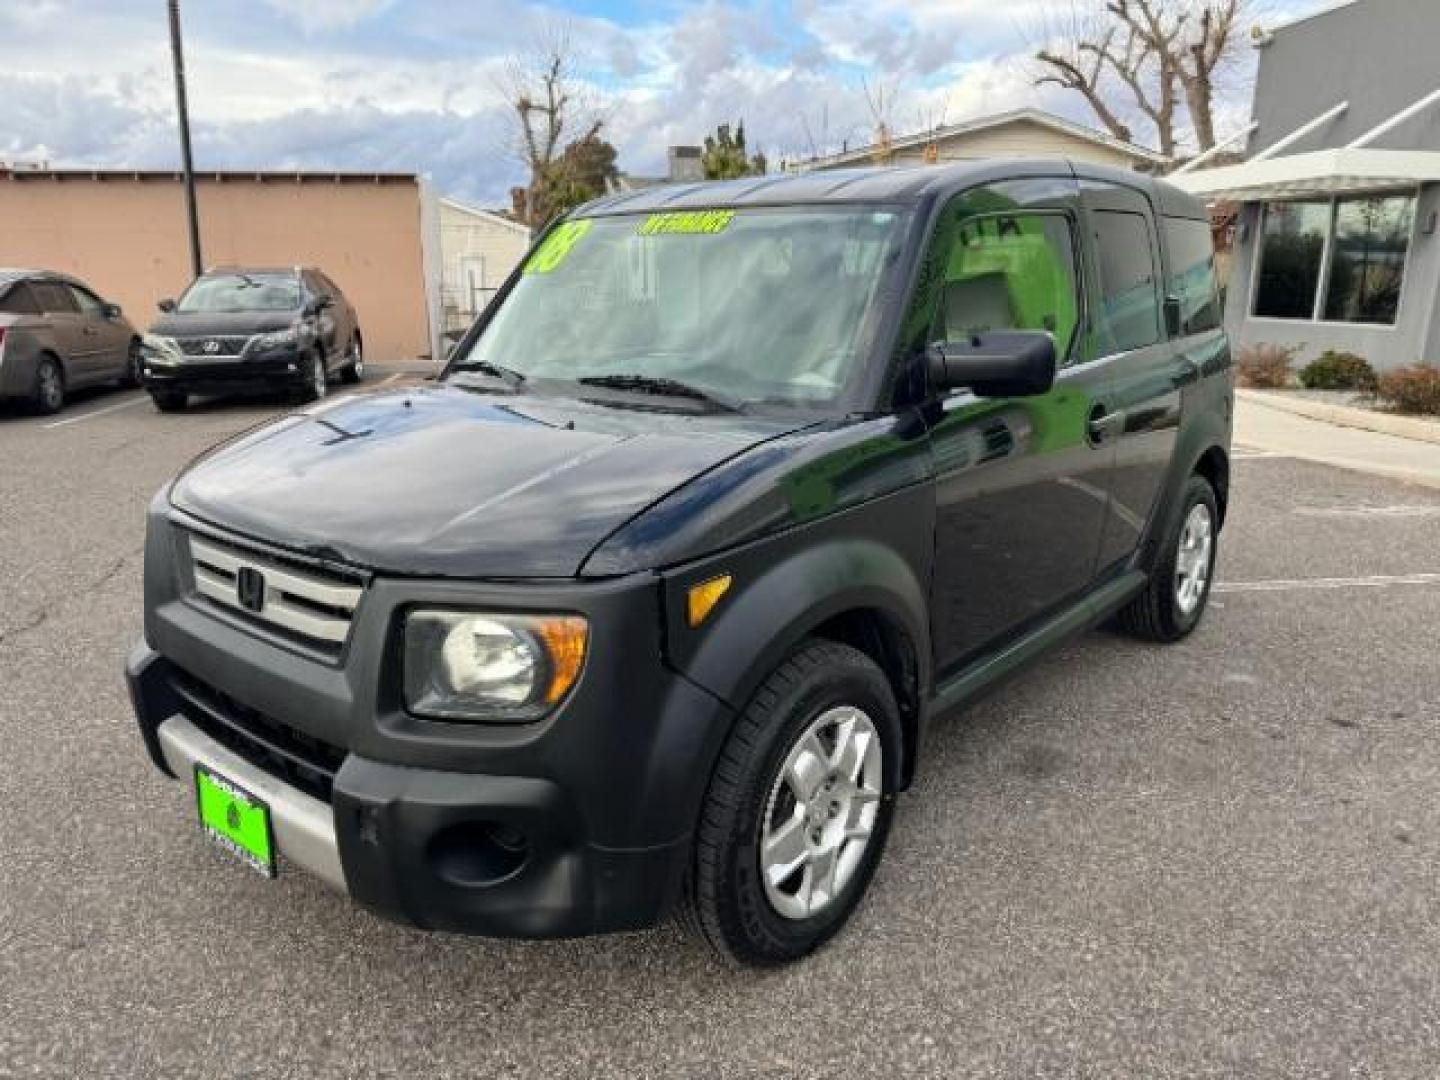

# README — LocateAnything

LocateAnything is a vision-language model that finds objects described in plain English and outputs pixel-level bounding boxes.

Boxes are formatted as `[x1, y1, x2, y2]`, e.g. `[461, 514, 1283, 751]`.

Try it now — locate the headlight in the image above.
[251, 325, 305, 351]
[141, 333, 182, 365]
[403, 611, 588, 722]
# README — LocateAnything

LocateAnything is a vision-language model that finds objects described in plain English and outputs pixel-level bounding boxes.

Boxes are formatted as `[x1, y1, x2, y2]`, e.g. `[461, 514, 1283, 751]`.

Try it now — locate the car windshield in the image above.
[177, 273, 301, 313]
[452, 207, 912, 409]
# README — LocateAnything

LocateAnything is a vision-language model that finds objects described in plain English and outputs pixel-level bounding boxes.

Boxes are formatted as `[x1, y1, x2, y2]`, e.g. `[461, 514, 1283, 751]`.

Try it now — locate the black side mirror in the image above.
[927, 330, 1057, 399]
[157, 298, 176, 313]
[1163, 295, 1182, 338]
[308, 295, 335, 315]
[101, 302, 123, 319]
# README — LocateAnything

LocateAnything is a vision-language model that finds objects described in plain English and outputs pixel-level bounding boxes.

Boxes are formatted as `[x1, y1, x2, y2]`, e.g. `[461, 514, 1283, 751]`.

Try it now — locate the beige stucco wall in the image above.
[438, 201, 530, 330]
[0, 174, 432, 361]
[890, 119, 1145, 170]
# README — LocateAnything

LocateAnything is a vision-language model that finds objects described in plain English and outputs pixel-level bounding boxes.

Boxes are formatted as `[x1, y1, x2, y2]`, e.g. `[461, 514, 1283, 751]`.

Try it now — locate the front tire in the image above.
[1116, 473, 1219, 642]
[121, 339, 144, 388]
[339, 335, 364, 384]
[296, 350, 328, 403]
[150, 390, 187, 412]
[679, 640, 900, 966]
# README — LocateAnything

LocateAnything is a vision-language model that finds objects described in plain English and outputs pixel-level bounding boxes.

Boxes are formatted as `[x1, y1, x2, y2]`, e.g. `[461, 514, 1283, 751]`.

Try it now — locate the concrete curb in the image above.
[1237, 390, 1440, 447]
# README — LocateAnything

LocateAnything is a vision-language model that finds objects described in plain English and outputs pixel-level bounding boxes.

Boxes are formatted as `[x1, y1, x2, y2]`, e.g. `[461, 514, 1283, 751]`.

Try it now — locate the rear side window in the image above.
[67, 285, 105, 316]
[929, 211, 1081, 364]
[0, 282, 42, 314]
[31, 282, 78, 314]
[1092, 210, 1161, 352]
[1163, 217, 1221, 335]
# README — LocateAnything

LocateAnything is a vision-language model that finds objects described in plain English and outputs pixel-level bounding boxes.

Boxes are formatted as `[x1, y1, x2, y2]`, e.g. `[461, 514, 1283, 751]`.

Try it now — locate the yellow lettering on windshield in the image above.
[638, 210, 736, 236]
[524, 219, 593, 274]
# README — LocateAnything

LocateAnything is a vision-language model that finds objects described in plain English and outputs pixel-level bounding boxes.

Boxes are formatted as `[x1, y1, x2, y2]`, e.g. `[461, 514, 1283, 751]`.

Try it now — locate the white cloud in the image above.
[2, 0, 1307, 201]
[259, 0, 395, 33]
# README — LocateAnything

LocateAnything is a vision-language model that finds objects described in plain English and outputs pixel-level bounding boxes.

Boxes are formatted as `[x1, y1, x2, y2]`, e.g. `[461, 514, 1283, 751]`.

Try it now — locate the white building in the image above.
[437, 197, 531, 332]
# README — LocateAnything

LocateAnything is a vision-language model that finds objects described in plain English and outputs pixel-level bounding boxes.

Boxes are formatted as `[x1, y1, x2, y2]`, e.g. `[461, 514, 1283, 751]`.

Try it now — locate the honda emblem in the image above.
[235, 566, 266, 613]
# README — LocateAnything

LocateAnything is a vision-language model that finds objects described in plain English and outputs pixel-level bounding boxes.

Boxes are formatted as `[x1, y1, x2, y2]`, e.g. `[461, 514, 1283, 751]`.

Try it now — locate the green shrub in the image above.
[1298, 350, 1377, 392]
[1235, 343, 1299, 389]
[1375, 364, 1440, 415]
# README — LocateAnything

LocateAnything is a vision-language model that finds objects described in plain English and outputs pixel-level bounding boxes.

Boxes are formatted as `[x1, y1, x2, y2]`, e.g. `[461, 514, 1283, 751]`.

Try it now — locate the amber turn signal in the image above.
[535, 616, 589, 703]
[687, 574, 733, 627]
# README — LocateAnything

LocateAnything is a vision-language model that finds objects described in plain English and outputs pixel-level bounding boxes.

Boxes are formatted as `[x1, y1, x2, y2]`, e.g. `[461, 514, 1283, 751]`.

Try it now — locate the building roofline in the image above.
[793, 107, 1170, 171]
[1261, 0, 1360, 36]
[1170, 147, 1440, 201]
[0, 166, 418, 184]
[437, 196, 531, 234]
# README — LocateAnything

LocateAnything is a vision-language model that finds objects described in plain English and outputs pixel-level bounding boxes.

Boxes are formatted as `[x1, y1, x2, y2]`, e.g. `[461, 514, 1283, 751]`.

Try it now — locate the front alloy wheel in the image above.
[760, 706, 884, 920]
[679, 640, 900, 966]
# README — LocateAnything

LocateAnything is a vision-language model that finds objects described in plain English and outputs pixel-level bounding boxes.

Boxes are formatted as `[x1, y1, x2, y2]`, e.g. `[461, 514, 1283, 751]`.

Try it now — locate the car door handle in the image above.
[1174, 355, 1201, 387]
[1086, 404, 1124, 445]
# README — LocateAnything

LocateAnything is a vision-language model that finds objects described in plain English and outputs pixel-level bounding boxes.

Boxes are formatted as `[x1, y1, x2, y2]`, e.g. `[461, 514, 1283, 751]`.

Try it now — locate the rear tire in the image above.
[678, 640, 900, 967]
[1116, 473, 1218, 643]
[150, 390, 187, 413]
[29, 354, 66, 415]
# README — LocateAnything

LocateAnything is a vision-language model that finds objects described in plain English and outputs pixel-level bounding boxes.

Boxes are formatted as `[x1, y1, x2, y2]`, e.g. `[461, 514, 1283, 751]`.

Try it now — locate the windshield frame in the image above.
[443, 202, 927, 417]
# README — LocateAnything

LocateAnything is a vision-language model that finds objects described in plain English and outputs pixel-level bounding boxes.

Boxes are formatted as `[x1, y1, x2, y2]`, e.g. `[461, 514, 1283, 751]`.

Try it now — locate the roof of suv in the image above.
[578, 159, 1208, 220]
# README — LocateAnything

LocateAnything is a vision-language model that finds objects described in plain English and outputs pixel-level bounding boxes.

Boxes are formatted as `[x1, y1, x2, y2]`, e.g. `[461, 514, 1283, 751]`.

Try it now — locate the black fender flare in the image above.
[666, 532, 932, 790]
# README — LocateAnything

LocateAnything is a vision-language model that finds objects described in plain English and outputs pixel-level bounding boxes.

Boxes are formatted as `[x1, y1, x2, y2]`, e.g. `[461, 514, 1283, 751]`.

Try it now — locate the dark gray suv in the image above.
[0, 269, 142, 415]
[143, 266, 364, 412]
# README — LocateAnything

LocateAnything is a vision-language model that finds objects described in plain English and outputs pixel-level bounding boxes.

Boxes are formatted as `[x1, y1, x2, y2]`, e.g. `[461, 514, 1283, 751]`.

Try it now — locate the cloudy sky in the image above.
[3, 0, 1314, 206]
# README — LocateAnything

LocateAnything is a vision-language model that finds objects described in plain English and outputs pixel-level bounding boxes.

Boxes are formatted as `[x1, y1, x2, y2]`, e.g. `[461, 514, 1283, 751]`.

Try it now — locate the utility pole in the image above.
[167, 0, 203, 278]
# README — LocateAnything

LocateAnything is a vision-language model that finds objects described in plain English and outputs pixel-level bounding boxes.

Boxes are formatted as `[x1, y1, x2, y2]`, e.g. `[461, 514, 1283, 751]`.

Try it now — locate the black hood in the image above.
[150, 309, 299, 336]
[169, 386, 813, 578]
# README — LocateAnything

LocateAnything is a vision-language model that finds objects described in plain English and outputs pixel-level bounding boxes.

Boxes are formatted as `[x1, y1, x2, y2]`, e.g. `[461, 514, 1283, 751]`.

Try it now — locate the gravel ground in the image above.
[2, 382, 1439, 1078]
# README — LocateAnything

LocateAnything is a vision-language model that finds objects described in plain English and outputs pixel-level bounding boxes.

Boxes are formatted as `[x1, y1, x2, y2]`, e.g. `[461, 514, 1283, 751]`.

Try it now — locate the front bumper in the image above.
[143, 349, 307, 394]
[126, 515, 734, 936]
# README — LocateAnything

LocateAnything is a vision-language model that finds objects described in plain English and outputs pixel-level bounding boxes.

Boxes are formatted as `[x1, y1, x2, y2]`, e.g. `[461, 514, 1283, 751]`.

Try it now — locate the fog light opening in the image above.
[428, 821, 531, 887]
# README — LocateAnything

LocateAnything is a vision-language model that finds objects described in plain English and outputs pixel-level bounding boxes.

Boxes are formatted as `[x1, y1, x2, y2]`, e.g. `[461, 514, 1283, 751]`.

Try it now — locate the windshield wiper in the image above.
[449, 359, 527, 389]
[576, 374, 741, 412]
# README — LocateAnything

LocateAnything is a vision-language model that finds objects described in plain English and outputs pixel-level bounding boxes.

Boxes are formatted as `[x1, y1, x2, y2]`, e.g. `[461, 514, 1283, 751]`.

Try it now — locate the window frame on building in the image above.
[1249, 189, 1420, 328]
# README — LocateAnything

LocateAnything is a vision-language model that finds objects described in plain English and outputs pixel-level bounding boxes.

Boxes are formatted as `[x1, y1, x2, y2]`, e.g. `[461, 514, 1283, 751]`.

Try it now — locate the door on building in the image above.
[460, 255, 489, 320]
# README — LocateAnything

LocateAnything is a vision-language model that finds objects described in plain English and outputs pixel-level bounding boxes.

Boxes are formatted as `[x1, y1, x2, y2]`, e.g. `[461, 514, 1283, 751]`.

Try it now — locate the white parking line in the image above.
[1294, 505, 1440, 519]
[43, 393, 149, 429]
[1215, 573, 1440, 594]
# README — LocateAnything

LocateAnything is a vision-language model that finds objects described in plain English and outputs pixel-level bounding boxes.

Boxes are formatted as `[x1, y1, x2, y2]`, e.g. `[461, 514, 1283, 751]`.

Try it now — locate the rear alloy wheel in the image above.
[679, 640, 900, 966]
[1116, 473, 1219, 642]
[339, 336, 364, 384]
[30, 355, 65, 415]
[298, 350, 328, 403]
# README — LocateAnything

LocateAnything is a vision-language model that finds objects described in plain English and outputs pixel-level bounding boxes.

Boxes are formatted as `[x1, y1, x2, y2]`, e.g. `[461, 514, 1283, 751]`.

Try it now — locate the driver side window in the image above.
[928, 211, 1081, 365]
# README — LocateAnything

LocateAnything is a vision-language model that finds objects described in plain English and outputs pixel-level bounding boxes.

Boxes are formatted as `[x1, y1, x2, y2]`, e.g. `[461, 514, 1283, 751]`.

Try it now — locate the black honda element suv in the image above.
[127, 161, 1231, 966]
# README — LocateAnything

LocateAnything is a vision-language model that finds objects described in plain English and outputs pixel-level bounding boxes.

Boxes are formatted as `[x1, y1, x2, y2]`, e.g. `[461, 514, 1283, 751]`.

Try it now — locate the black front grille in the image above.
[169, 669, 346, 803]
[176, 335, 251, 357]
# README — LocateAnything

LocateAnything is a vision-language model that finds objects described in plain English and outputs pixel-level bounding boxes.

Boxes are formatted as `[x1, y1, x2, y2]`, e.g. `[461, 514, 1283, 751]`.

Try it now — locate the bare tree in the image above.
[861, 76, 901, 165]
[1033, 3, 1137, 144]
[1032, 0, 1252, 155]
[498, 26, 603, 227]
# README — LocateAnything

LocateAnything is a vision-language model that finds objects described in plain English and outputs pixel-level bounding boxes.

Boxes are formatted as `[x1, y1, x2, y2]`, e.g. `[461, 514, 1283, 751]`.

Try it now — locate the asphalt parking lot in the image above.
[2, 379, 1438, 1078]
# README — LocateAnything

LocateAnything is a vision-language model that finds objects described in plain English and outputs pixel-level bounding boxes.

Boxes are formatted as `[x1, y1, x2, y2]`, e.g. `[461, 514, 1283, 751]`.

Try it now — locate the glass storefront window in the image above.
[1323, 196, 1415, 324]
[1252, 194, 1416, 325]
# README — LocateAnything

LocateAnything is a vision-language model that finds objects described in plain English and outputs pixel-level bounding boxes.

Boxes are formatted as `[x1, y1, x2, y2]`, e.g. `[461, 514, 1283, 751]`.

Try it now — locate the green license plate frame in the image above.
[194, 764, 277, 879]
